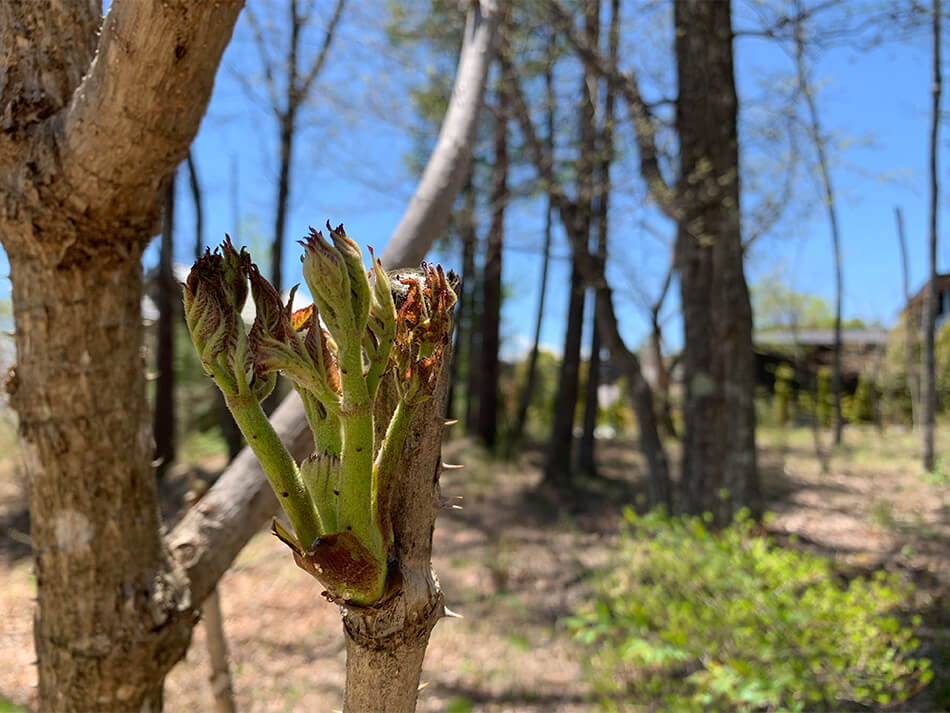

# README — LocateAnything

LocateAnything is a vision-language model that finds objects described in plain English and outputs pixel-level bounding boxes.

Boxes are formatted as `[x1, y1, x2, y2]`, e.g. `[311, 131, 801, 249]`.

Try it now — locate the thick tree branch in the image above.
[60, 0, 243, 235]
[169, 0, 500, 604]
[380, 0, 501, 267]
[546, 0, 677, 219]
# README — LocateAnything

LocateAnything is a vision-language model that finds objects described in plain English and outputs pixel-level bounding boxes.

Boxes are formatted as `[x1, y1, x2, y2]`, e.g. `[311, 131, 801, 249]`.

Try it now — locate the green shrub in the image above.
[567, 508, 931, 712]
[816, 367, 832, 427]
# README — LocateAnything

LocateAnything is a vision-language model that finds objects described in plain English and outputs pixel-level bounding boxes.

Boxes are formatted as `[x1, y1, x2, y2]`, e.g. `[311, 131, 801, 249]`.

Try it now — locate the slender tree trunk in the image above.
[578, 0, 607, 476]
[895, 206, 920, 427]
[650, 313, 677, 439]
[545, 2, 601, 485]
[674, 0, 760, 522]
[511, 34, 557, 448]
[795, 11, 844, 445]
[187, 152, 204, 260]
[459, 179, 479, 432]
[154, 171, 178, 478]
[202, 589, 237, 713]
[272, 111, 295, 293]
[446, 175, 475, 420]
[545, 263, 586, 485]
[477, 84, 508, 448]
[924, 0, 941, 472]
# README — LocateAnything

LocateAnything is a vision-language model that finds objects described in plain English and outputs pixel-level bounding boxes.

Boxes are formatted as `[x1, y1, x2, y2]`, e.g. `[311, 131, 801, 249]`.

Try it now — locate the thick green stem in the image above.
[225, 393, 323, 547]
[337, 333, 385, 562]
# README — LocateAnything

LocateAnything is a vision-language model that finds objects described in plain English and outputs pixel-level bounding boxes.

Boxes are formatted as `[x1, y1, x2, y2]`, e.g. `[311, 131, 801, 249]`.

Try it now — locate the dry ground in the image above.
[2, 424, 950, 712]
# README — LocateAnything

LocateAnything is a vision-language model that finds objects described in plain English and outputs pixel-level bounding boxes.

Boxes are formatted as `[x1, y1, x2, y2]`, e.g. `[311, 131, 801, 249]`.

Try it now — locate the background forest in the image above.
[2, 0, 950, 711]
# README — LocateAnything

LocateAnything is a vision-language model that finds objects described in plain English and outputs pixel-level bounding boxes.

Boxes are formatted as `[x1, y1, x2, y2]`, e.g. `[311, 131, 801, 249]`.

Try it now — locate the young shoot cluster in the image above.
[183, 223, 456, 605]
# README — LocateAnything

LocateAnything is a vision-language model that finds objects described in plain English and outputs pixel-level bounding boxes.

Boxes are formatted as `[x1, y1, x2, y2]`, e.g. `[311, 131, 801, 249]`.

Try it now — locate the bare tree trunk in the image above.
[675, 0, 760, 522]
[187, 152, 204, 260]
[511, 34, 557, 448]
[545, 264, 586, 485]
[578, 0, 606, 476]
[477, 83, 508, 448]
[649, 309, 677, 439]
[895, 205, 921, 428]
[459, 179, 480, 433]
[924, 0, 941, 472]
[794, 7, 844, 445]
[155, 171, 178, 478]
[446, 172, 475, 420]
[202, 589, 237, 713]
[271, 112, 295, 292]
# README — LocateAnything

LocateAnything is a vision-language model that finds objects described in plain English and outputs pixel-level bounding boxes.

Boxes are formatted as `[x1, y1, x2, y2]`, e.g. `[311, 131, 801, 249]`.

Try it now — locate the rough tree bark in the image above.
[476, 82, 508, 448]
[0, 2, 243, 709]
[923, 0, 941, 472]
[674, 0, 759, 521]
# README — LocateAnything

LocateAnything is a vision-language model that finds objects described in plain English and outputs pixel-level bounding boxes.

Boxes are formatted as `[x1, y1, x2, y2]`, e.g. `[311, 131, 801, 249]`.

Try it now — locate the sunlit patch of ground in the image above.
[1, 425, 949, 711]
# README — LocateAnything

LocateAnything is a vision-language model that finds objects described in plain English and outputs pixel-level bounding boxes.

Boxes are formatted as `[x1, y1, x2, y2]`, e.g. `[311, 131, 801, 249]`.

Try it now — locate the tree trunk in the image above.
[187, 152, 204, 260]
[577, 0, 604, 476]
[511, 33, 557, 449]
[272, 111, 295, 294]
[202, 589, 237, 713]
[459, 178, 480, 432]
[7, 238, 194, 712]
[154, 170, 178, 478]
[794, 10, 844, 445]
[895, 206, 920, 427]
[476, 85, 507, 448]
[924, 0, 941, 472]
[674, 0, 760, 522]
[650, 314, 677, 439]
[544, 262, 586, 485]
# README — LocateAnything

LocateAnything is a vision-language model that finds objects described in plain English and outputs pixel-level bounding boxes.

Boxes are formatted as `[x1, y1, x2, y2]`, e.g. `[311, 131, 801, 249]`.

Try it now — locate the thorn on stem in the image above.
[442, 462, 464, 470]
[441, 418, 459, 427]
[443, 605, 464, 619]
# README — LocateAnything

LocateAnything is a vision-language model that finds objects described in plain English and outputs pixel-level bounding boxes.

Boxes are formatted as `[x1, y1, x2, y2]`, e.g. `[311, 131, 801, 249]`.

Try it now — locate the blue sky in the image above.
[0, 1, 943, 361]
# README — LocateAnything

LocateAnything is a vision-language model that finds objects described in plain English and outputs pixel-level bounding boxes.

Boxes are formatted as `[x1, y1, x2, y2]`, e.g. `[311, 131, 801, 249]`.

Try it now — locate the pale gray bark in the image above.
[380, 0, 501, 268]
